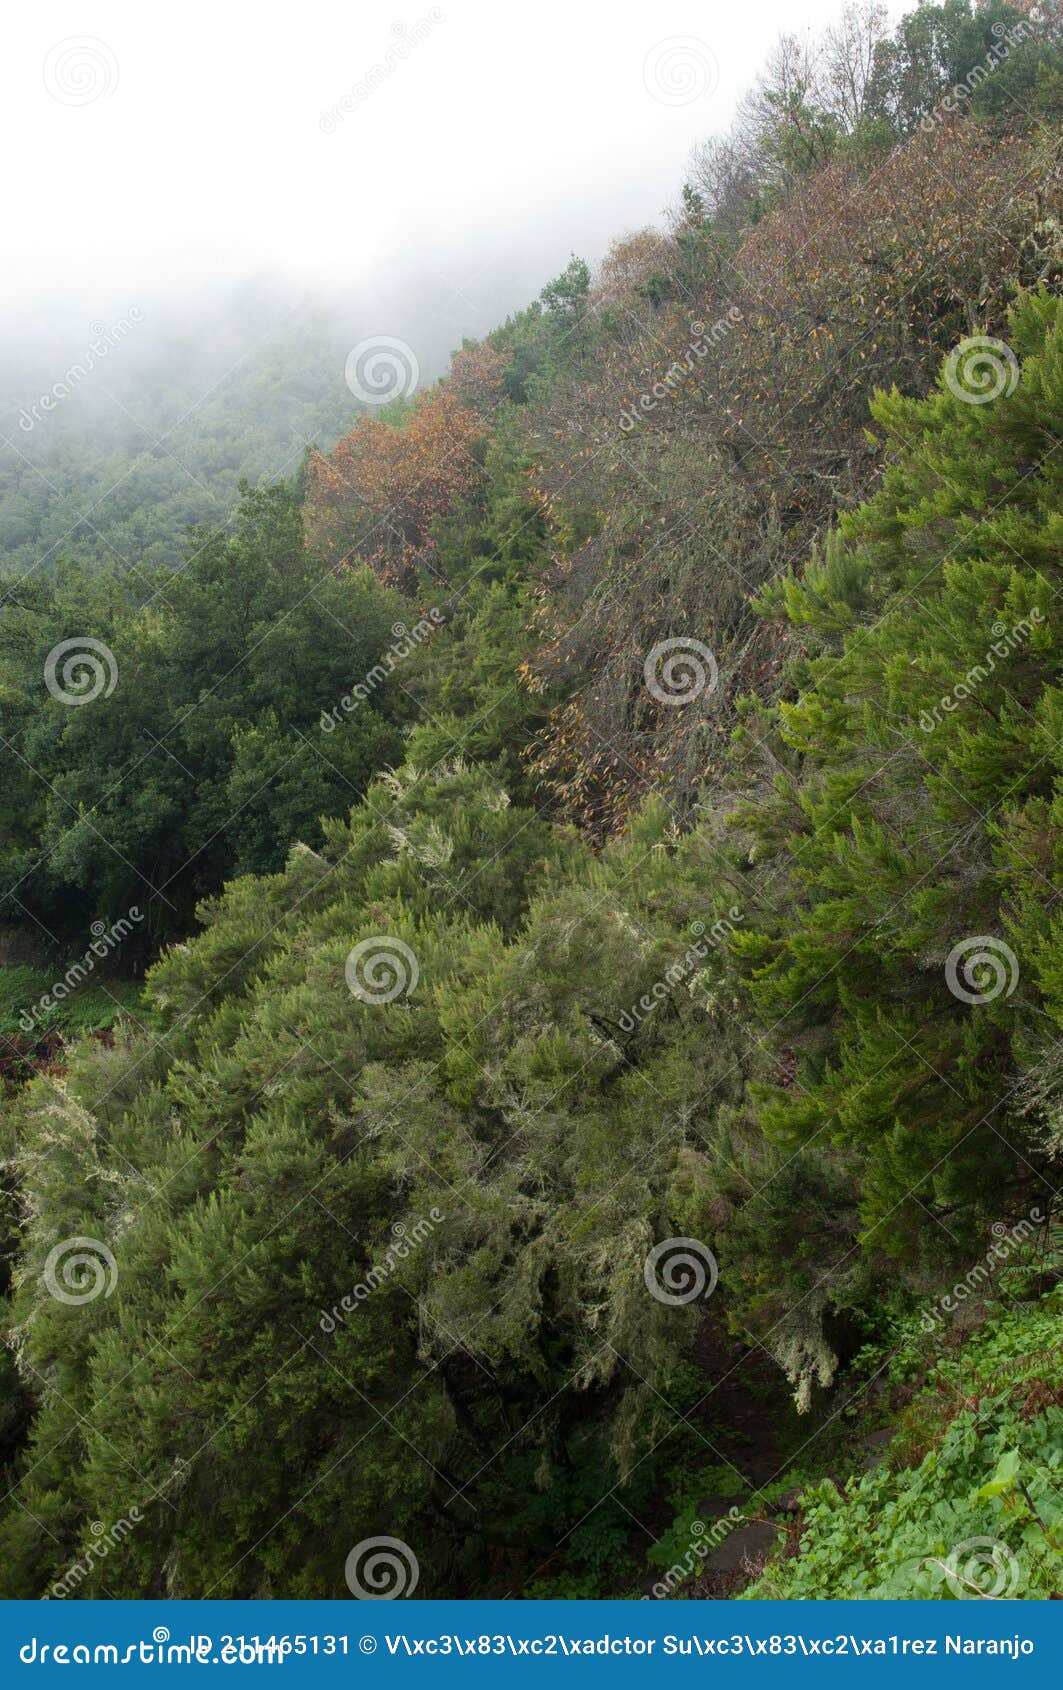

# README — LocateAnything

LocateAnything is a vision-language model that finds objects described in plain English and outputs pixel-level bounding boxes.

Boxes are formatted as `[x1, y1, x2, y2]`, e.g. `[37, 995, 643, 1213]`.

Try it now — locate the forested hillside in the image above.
[1, 0, 1063, 1602]
[0, 287, 362, 578]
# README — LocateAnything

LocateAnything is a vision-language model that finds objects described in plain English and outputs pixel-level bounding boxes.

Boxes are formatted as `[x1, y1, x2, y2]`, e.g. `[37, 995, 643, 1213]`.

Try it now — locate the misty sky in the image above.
[3, 0, 914, 347]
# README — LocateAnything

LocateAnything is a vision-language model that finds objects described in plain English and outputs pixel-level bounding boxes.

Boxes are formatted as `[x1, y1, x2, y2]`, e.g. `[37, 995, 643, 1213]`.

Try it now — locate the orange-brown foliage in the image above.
[449, 342, 509, 413]
[304, 387, 485, 589]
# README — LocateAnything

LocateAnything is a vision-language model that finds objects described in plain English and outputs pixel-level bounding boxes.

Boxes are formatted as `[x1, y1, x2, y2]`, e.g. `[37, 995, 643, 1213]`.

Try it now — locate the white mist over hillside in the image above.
[0, 0, 911, 579]
[4, 0, 910, 335]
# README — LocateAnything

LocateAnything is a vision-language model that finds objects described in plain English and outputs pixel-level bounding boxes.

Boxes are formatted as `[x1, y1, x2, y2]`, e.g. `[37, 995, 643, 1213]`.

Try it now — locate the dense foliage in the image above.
[0, 0, 1061, 1604]
[0, 486, 409, 947]
[0, 290, 359, 578]
[745, 1272, 1063, 1600]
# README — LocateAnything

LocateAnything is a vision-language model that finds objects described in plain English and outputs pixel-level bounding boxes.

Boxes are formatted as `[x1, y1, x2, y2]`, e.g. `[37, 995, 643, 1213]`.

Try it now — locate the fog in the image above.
[3, 0, 910, 382]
